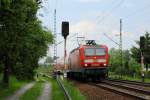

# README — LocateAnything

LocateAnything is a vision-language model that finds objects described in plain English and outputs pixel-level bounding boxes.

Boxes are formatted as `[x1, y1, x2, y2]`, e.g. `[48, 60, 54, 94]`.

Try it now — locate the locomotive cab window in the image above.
[85, 48, 95, 56]
[96, 48, 106, 56]
[85, 48, 106, 56]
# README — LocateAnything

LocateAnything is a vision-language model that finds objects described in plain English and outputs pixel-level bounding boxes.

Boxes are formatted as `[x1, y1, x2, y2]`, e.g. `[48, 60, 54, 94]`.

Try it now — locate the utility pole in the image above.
[54, 9, 57, 67]
[120, 19, 123, 68]
[64, 39, 67, 70]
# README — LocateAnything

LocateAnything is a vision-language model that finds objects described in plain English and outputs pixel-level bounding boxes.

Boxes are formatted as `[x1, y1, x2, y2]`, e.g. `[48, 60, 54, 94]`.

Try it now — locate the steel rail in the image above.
[57, 76, 72, 100]
[89, 82, 150, 100]
[102, 80, 150, 95]
[106, 78, 150, 87]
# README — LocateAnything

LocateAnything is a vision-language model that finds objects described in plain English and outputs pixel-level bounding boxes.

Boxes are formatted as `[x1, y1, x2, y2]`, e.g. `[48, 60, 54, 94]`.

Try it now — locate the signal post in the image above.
[140, 36, 145, 82]
[61, 21, 69, 77]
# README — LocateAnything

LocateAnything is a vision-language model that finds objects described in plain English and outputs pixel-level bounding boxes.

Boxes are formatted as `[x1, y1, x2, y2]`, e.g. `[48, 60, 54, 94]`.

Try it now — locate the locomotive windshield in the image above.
[85, 48, 95, 56]
[95, 48, 105, 56]
[85, 48, 106, 56]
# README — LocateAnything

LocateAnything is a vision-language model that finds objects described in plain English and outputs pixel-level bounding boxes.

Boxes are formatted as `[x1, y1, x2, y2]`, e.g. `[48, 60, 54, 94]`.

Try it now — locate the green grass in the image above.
[0, 75, 27, 100]
[43, 76, 66, 100]
[20, 81, 44, 100]
[37, 66, 66, 100]
[0, 66, 53, 100]
[61, 78, 86, 100]
[37, 65, 86, 100]
[109, 73, 150, 83]
[36, 66, 53, 76]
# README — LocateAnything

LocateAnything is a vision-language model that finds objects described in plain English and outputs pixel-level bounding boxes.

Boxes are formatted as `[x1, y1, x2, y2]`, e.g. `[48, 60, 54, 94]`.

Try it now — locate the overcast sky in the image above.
[38, 0, 150, 58]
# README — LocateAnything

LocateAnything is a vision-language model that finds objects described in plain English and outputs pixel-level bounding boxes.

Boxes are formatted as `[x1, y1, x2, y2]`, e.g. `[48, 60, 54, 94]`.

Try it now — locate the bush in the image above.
[145, 71, 150, 78]
[13, 62, 36, 80]
[0, 64, 3, 73]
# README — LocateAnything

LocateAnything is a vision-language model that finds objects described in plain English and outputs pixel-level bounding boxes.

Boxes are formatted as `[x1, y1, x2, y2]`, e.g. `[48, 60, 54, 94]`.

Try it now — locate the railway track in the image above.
[106, 78, 150, 87]
[56, 76, 72, 100]
[90, 79, 150, 100]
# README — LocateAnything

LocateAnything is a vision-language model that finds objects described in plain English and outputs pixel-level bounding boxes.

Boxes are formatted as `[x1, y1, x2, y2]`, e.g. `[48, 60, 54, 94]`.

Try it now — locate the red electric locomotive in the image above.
[67, 40, 109, 81]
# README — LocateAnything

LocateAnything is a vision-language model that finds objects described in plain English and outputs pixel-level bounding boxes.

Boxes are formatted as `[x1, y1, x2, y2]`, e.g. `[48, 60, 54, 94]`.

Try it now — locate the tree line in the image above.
[0, 0, 53, 85]
[109, 32, 150, 78]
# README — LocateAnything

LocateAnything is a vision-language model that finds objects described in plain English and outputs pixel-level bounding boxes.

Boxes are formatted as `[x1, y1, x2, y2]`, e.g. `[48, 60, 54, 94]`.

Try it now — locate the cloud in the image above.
[69, 12, 119, 42]
[111, 30, 133, 37]
[70, 20, 98, 34]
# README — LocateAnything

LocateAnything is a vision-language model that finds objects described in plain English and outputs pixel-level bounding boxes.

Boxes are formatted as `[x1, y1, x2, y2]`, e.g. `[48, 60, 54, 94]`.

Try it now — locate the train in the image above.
[67, 40, 109, 81]
[53, 57, 65, 75]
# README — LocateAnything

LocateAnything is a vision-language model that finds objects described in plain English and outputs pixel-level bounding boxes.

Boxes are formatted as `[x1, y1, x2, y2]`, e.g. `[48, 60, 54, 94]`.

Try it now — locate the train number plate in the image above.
[92, 64, 99, 66]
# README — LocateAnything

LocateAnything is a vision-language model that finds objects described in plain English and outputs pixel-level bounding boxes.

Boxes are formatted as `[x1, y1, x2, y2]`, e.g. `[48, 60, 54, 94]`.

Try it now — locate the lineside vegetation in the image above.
[109, 32, 150, 81]
[0, 0, 53, 85]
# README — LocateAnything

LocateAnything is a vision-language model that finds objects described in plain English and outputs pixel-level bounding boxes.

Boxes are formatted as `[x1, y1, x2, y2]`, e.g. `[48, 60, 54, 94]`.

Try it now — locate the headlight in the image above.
[84, 59, 93, 63]
[85, 64, 88, 66]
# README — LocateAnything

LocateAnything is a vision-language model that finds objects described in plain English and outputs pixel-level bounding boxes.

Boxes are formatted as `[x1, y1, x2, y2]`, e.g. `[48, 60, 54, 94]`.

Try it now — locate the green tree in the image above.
[0, 0, 53, 84]
[143, 32, 150, 69]
[109, 48, 122, 73]
[45, 56, 54, 64]
[109, 48, 140, 76]
[131, 32, 150, 71]
[130, 46, 141, 63]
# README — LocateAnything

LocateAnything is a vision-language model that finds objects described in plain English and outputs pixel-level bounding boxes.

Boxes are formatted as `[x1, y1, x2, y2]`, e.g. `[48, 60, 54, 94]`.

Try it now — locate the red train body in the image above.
[67, 43, 109, 81]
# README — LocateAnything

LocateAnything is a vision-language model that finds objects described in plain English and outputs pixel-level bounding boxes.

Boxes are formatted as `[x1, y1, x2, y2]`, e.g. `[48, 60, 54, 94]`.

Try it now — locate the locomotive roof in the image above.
[70, 44, 108, 54]
[82, 44, 108, 48]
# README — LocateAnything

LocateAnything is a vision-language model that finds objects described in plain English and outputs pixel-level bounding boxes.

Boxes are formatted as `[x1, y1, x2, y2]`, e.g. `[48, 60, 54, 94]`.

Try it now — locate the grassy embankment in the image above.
[18, 66, 52, 100]
[43, 76, 86, 100]
[0, 74, 28, 100]
[61, 77, 86, 100]
[43, 76, 66, 100]
[37, 66, 66, 100]
[0, 70, 45, 100]
[20, 80, 44, 100]
[37, 66, 86, 100]
[36, 65, 53, 76]
[109, 72, 150, 83]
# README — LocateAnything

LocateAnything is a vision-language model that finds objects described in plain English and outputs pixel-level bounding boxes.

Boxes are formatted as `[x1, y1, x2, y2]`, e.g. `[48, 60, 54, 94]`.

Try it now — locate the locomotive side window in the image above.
[85, 48, 95, 56]
[96, 48, 106, 56]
